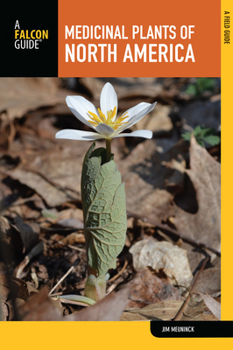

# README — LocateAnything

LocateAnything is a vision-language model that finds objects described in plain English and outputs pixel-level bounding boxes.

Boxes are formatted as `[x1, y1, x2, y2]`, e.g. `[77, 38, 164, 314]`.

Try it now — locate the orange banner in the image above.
[58, 0, 220, 77]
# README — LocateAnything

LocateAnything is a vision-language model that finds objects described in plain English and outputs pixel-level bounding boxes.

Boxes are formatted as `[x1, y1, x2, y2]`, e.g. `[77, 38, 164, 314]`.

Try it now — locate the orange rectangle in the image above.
[58, 0, 220, 77]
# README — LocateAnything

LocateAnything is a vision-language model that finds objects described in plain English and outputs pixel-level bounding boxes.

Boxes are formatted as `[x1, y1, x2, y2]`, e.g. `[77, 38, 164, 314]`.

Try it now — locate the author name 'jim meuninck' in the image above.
[162, 326, 195, 333]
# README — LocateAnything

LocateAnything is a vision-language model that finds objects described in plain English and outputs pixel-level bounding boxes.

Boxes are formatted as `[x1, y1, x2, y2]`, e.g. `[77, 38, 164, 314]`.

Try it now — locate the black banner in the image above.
[151, 321, 233, 338]
[1, 0, 58, 77]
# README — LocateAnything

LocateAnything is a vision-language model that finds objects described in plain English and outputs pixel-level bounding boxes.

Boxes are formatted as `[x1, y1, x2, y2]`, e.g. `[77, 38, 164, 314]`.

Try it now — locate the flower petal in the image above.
[114, 102, 157, 134]
[114, 130, 153, 139]
[66, 96, 98, 130]
[100, 83, 118, 119]
[96, 123, 114, 138]
[122, 102, 151, 120]
[55, 129, 103, 141]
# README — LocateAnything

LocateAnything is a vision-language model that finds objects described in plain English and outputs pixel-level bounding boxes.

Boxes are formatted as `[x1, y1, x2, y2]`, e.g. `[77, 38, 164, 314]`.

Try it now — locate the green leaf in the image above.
[203, 135, 220, 146]
[181, 132, 191, 141]
[185, 84, 197, 96]
[81, 143, 127, 276]
[185, 78, 215, 96]
[196, 138, 205, 147]
[193, 125, 203, 137]
[196, 78, 215, 93]
[201, 128, 216, 137]
[58, 294, 96, 306]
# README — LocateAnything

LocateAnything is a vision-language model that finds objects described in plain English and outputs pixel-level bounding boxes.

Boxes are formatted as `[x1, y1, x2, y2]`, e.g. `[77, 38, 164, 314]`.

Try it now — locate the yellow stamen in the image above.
[87, 106, 128, 131]
[89, 116, 99, 123]
[98, 108, 106, 122]
[113, 122, 128, 129]
[107, 111, 112, 124]
[88, 111, 102, 123]
[113, 121, 128, 130]
[89, 121, 99, 126]
[116, 115, 128, 123]
[112, 106, 117, 118]
[121, 111, 128, 117]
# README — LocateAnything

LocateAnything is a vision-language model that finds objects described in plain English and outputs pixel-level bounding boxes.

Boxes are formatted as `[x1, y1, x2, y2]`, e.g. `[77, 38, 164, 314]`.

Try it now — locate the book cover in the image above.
[0, 0, 232, 347]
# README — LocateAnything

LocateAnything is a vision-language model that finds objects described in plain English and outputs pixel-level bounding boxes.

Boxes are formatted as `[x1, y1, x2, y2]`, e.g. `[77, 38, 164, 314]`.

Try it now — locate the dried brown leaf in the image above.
[192, 257, 220, 296]
[180, 297, 218, 321]
[0, 78, 63, 127]
[65, 287, 130, 321]
[120, 312, 148, 321]
[198, 293, 221, 320]
[17, 286, 62, 321]
[122, 297, 219, 321]
[173, 136, 220, 260]
[56, 208, 84, 229]
[122, 300, 183, 321]
[12, 216, 39, 253]
[10, 169, 70, 207]
[0, 301, 8, 321]
[126, 268, 181, 309]
[118, 140, 175, 222]
[8, 140, 86, 206]
[136, 104, 173, 135]
[0, 216, 24, 262]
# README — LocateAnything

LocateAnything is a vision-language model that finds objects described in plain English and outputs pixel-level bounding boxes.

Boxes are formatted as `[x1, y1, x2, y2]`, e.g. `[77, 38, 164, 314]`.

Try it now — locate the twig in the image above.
[173, 256, 210, 321]
[49, 292, 63, 297]
[14, 256, 30, 279]
[127, 211, 221, 257]
[107, 281, 119, 294]
[14, 241, 44, 279]
[48, 258, 80, 296]
[107, 260, 128, 284]
[58, 240, 86, 253]
[49, 266, 74, 296]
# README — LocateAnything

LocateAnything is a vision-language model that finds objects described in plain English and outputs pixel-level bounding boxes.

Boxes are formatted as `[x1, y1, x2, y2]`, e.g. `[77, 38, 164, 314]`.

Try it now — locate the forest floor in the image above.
[0, 77, 220, 321]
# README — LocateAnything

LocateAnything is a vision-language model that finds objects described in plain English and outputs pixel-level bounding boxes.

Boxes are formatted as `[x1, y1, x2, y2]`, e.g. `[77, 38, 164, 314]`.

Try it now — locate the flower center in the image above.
[87, 107, 128, 130]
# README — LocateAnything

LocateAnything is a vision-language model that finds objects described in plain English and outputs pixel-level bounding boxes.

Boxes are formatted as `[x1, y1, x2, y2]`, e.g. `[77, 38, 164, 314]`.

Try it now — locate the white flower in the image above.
[56, 82, 156, 141]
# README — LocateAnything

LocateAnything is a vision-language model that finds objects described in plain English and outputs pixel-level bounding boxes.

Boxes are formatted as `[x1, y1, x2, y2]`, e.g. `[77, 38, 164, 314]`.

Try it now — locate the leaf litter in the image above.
[129, 238, 193, 289]
[0, 77, 220, 321]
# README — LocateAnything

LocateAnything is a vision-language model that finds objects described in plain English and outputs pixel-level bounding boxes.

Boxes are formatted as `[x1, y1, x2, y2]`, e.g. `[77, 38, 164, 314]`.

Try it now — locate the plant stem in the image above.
[106, 138, 112, 162]
[87, 265, 97, 277]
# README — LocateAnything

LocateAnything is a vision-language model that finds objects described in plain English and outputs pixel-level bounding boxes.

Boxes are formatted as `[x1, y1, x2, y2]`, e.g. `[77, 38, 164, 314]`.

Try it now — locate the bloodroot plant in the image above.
[56, 82, 156, 304]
